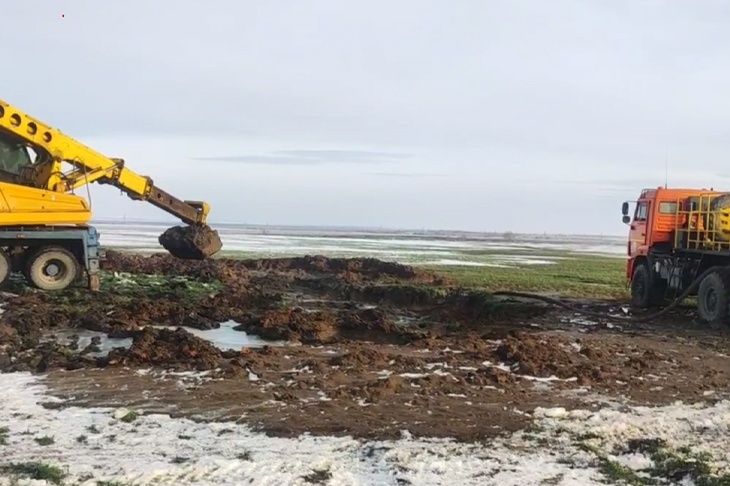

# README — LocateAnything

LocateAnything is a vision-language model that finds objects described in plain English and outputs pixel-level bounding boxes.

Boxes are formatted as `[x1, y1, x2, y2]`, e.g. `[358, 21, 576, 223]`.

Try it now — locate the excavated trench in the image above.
[2, 250, 730, 440]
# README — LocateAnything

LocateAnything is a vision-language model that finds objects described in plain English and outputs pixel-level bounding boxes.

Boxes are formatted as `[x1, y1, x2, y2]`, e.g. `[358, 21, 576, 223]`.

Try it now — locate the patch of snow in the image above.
[1, 373, 729, 485]
[481, 361, 577, 383]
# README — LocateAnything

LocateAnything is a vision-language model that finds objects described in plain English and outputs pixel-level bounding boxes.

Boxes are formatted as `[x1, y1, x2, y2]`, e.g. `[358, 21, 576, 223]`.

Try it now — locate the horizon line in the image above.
[90, 218, 627, 238]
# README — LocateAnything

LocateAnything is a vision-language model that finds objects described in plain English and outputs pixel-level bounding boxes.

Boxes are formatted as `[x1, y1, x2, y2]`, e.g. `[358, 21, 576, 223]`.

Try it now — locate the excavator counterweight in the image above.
[0, 97, 223, 291]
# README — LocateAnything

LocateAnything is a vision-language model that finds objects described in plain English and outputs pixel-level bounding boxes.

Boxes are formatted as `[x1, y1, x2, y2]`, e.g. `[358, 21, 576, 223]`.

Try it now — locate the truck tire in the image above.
[697, 270, 730, 325]
[0, 250, 11, 287]
[26, 246, 79, 291]
[630, 262, 653, 308]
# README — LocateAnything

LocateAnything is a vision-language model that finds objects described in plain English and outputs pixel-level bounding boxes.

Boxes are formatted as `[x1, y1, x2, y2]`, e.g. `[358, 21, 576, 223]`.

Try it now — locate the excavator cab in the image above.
[0, 135, 33, 183]
[0, 138, 31, 173]
[0, 133, 51, 191]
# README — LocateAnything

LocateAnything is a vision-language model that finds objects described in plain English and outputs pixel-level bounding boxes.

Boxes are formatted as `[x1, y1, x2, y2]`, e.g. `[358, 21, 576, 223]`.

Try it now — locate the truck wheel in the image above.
[630, 263, 653, 308]
[26, 246, 79, 291]
[0, 250, 11, 287]
[697, 270, 730, 325]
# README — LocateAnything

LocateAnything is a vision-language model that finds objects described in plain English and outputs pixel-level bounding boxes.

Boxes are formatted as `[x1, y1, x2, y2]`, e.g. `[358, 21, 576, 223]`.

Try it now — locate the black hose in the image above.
[492, 265, 727, 323]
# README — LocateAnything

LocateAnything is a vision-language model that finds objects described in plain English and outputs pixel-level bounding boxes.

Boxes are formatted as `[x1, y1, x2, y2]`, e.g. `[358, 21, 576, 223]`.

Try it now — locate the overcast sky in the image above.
[5, 0, 730, 235]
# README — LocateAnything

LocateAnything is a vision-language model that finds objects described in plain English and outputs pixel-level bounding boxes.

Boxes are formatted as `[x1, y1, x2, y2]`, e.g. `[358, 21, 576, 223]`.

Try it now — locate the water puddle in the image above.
[158, 321, 286, 350]
[43, 321, 285, 357]
[42, 330, 133, 358]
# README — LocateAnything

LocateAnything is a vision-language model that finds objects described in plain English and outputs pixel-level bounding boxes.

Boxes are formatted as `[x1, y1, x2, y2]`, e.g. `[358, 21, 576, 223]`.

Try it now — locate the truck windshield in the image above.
[634, 201, 649, 221]
[0, 137, 33, 175]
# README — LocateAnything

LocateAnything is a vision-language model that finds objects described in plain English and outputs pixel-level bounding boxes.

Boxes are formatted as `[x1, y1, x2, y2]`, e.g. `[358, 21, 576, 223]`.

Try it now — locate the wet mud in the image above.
[3, 249, 730, 441]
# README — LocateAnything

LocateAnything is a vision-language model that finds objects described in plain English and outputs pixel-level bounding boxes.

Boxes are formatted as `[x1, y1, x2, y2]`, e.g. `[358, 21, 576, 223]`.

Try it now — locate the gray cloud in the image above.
[368, 172, 447, 178]
[191, 150, 410, 165]
[278, 150, 411, 161]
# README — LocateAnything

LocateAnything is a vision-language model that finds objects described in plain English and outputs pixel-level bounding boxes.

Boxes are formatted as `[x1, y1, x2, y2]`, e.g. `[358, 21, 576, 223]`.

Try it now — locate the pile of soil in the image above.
[238, 308, 339, 343]
[236, 307, 402, 344]
[105, 327, 224, 370]
[101, 250, 448, 287]
[102, 250, 226, 283]
[238, 255, 448, 284]
[495, 332, 580, 378]
[492, 331, 677, 388]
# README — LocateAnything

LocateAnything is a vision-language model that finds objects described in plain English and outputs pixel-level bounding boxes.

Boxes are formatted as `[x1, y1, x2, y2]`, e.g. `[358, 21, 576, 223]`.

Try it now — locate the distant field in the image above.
[97, 221, 628, 299]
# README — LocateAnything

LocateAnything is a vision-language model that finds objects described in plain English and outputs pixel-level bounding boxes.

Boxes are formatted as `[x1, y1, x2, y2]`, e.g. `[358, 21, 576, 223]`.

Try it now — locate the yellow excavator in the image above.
[0, 98, 222, 292]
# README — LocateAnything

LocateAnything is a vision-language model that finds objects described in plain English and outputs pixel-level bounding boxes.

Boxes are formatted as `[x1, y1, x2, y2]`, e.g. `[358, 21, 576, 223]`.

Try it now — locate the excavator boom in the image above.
[0, 98, 222, 260]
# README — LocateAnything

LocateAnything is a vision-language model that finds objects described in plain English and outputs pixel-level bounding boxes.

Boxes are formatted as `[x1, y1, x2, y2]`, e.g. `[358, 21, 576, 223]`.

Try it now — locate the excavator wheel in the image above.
[26, 246, 79, 291]
[158, 224, 222, 260]
[0, 249, 12, 288]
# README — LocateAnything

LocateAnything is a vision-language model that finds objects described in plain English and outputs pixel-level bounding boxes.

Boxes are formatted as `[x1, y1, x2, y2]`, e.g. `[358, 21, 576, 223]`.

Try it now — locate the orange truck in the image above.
[623, 186, 730, 323]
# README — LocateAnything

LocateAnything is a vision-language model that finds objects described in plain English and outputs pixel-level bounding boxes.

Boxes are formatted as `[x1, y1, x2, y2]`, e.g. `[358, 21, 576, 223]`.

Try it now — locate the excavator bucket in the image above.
[158, 224, 223, 260]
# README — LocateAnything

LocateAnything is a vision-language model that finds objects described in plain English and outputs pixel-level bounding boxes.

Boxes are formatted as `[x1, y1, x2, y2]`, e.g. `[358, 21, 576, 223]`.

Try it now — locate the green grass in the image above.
[99, 272, 223, 300]
[0, 462, 67, 484]
[573, 436, 730, 485]
[33, 435, 55, 446]
[22, 271, 224, 308]
[428, 253, 627, 299]
[118, 410, 139, 423]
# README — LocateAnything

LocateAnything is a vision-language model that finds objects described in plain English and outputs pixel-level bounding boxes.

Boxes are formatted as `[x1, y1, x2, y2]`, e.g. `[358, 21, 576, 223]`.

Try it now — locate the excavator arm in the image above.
[57, 156, 209, 226]
[0, 98, 222, 259]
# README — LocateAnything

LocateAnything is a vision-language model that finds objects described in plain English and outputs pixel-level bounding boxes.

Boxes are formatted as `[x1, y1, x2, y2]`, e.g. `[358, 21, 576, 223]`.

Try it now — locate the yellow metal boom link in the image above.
[0, 99, 209, 226]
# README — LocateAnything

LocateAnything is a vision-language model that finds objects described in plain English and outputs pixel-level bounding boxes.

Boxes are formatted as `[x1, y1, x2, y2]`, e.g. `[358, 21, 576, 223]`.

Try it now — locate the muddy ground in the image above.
[1, 250, 729, 441]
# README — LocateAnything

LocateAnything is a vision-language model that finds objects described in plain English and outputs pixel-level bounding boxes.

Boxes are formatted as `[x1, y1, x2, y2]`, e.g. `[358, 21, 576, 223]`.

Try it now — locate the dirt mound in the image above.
[106, 327, 223, 370]
[101, 251, 445, 289]
[102, 250, 228, 283]
[340, 309, 397, 334]
[359, 375, 410, 403]
[0, 294, 75, 340]
[239, 308, 338, 343]
[237, 307, 405, 345]
[342, 284, 453, 307]
[491, 333, 659, 387]
[158, 224, 223, 260]
[0, 324, 16, 343]
[495, 332, 588, 379]
[238, 255, 447, 284]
